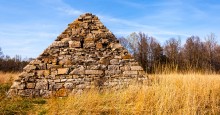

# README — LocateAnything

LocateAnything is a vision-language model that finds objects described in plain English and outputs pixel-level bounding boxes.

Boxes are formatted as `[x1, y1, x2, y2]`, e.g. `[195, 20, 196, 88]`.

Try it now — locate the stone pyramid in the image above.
[8, 13, 145, 97]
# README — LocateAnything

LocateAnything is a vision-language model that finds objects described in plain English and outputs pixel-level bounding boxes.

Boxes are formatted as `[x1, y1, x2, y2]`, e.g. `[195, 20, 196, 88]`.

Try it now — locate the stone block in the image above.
[52, 41, 68, 47]
[44, 70, 50, 76]
[84, 37, 93, 41]
[61, 79, 67, 82]
[23, 65, 36, 72]
[64, 82, 74, 89]
[105, 70, 121, 75]
[85, 15, 92, 20]
[114, 56, 121, 59]
[27, 83, 35, 89]
[36, 70, 50, 76]
[58, 68, 69, 75]
[130, 66, 143, 71]
[54, 79, 61, 83]
[38, 63, 47, 70]
[51, 70, 58, 75]
[110, 59, 119, 65]
[85, 70, 103, 75]
[30, 60, 41, 65]
[54, 83, 64, 89]
[102, 39, 108, 43]
[69, 41, 81, 48]
[87, 65, 100, 70]
[71, 37, 81, 41]
[84, 42, 95, 48]
[35, 79, 48, 90]
[72, 75, 79, 79]
[120, 65, 131, 71]
[59, 59, 72, 65]
[108, 65, 119, 70]
[70, 66, 85, 75]
[96, 43, 103, 49]
[123, 71, 138, 75]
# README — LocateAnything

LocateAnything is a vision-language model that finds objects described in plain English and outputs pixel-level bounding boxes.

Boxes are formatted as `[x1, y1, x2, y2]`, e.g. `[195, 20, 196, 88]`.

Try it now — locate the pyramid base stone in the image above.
[8, 75, 146, 98]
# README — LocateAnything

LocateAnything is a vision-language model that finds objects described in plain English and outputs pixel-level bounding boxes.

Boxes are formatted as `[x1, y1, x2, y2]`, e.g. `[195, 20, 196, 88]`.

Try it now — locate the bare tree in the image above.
[137, 32, 149, 71]
[164, 38, 181, 65]
[204, 33, 218, 72]
[181, 36, 204, 71]
[148, 37, 163, 72]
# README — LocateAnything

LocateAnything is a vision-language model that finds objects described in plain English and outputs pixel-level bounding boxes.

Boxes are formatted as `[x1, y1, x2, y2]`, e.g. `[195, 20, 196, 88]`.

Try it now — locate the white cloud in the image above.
[96, 13, 188, 39]
[57, 7, 83, 16]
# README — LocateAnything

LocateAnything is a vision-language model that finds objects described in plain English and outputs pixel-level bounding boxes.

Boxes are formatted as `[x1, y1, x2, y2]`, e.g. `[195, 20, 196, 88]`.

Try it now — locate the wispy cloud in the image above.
[0, 23, 59, 57]
[96, 14, 189, 38]
[115, 0, 146, 9]
[57, 7, 83, 16]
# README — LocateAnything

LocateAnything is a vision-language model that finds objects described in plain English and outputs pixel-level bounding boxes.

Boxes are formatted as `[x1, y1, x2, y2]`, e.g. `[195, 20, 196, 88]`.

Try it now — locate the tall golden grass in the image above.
[33, 74, 220, 115]
[1, 72, 220, 114]
[0, 71, 18, 84]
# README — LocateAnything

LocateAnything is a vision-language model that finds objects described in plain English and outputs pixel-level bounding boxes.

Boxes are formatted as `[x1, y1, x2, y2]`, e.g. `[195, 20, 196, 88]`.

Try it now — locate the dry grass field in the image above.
[1, 72, 220, 114]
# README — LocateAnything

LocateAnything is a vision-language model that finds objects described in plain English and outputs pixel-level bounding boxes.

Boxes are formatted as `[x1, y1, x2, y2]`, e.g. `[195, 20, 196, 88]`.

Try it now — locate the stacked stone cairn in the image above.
[8, 13, 146, 97]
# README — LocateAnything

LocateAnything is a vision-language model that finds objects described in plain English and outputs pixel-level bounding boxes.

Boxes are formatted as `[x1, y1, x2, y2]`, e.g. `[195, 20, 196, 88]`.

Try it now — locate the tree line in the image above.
[0, 48, 30, 72]
[1, 32, 220, 74]
[119, 32, 220, 74]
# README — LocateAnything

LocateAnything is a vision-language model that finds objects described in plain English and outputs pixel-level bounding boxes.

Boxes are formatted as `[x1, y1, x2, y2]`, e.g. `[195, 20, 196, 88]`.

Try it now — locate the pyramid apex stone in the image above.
[8, 13, 146, 98]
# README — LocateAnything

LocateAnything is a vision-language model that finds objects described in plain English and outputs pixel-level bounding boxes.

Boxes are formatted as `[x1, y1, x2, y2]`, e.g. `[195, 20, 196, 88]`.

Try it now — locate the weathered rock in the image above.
[105, 70, 121, 75]
[58, 68, 69, 75]
[70, 66, 85, 75]
[36, 70, 50, 76]
[110, 59, 119, 65]
[96, 43, 103, 49]
[99, 57, 110, 65]
[123, 71, 138, 75]
[108, 65, 119, 70]
[30, 60, 42, 65]
[27, 83, 35, 89]
[69, 41, 81, 48]
[35, 79, 48, 90]
[85, 70, 103, 75]
[130, 66, 143, 71]
[23, 65, 36, 72]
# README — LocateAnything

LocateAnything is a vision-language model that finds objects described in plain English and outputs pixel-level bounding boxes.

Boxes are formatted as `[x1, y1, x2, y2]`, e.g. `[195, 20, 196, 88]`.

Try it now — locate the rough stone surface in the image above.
[123, 71, 138, 75]
[130, 66, 144, 71]
[85, 70, 103, 75]
[8, 13, 146, 98]
[58, 68, 69, 75]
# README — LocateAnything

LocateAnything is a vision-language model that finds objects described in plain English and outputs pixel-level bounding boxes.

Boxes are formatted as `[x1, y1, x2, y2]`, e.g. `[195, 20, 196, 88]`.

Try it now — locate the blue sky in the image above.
[0, 0, 220, 58]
